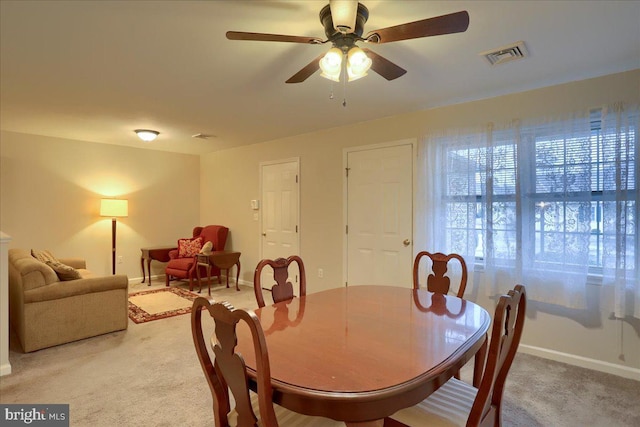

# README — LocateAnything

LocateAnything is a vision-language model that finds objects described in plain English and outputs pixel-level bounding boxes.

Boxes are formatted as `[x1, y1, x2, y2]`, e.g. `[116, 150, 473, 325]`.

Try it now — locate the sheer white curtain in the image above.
[600, 103, 640, 318]
[416, 104, 639, 317]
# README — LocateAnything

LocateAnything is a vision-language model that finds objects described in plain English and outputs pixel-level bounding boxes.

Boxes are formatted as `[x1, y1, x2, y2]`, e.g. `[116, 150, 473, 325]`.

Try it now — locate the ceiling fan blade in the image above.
[226, 31, 323, 44]
[286, 54, 324, 84]
[362, 48, 407, 81]
[365, 10, 469, 44]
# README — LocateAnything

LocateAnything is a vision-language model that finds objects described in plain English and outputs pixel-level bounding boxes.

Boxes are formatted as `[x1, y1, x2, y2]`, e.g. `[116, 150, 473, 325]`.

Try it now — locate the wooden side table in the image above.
[196, 251, 241, 294]
[140, 246, 176, 285]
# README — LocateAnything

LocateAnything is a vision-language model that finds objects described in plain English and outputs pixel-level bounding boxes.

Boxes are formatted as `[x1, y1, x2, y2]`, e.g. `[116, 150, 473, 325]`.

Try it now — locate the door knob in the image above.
[403, 239, 411, 246]
[262, 233, 267, 237]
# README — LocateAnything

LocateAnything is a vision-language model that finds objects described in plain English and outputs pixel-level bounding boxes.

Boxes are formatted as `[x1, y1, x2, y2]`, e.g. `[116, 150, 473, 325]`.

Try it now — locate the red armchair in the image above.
[165, 225, 229, 291]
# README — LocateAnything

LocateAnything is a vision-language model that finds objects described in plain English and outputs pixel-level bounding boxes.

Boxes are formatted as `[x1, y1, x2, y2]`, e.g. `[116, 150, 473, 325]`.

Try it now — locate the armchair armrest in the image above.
[168, 249, 179, 259]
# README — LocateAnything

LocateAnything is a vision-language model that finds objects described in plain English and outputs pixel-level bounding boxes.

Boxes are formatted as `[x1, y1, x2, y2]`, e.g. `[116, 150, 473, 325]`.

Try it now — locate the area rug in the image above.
[128, 287, 200, 324]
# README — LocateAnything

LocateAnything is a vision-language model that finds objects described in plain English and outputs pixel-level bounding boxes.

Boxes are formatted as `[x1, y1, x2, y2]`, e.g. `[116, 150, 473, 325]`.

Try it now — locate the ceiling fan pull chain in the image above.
[342, 58, 348, 107]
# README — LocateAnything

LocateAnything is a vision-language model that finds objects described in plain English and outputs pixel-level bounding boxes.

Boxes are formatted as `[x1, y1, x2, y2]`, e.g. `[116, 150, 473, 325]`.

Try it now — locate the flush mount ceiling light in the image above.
[134, 129, 159, 142]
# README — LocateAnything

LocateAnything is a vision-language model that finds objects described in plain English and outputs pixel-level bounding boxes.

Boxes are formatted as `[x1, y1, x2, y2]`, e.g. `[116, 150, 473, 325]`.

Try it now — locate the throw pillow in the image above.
[45, 260, 82, 281]
[178, 237, 204, 258]
[31, 249, 59, 264]
[200, 241, 213, 256]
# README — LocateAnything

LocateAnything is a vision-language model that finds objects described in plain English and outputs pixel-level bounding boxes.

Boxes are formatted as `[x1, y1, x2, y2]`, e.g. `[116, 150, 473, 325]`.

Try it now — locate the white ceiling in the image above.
[1, 1, 639, 155]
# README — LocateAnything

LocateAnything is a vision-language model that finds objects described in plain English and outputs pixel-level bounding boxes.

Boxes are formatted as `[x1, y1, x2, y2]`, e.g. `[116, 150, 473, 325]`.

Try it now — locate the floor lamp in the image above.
[100, 199, 128, 275]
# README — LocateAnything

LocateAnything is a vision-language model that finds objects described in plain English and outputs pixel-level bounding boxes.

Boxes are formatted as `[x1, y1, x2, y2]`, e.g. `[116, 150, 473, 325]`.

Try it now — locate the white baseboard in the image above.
[128, 275, 162, 286]
[130, 274, 254, 289]
[0, 362, 12, 376]
[519, 344, 640, 381]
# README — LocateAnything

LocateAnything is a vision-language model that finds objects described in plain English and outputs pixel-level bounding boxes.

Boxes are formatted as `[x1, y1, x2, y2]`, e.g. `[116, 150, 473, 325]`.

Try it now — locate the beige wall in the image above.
[201, 69, 640, 376]
[0, 131, 200, 279]
[0, 70, 637, 377]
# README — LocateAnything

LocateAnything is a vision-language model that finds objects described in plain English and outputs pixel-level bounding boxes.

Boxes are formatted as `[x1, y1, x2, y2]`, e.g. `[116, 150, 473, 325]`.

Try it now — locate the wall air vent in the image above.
[480, 41, 528, 66]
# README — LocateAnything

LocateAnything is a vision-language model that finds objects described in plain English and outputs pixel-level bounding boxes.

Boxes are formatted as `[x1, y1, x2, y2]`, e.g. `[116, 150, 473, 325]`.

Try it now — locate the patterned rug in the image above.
[128, 287, 200, 324]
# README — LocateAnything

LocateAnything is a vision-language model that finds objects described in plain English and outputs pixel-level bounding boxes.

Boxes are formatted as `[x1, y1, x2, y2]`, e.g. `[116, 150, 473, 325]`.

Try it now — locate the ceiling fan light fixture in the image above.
[134, 129, 159, 142]
[346, 46, 372, 81]
[330, 0, 358, 34]
[319, 47, 343, 81]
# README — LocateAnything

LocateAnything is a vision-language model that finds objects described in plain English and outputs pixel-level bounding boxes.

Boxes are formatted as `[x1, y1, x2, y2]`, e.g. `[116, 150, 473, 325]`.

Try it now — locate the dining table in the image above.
[235, 285, 490, 427]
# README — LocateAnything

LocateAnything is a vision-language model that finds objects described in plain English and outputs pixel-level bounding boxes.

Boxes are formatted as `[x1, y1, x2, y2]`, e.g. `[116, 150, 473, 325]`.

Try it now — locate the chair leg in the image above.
[165, 274, 170, 287]
[473, 335, 488, 388]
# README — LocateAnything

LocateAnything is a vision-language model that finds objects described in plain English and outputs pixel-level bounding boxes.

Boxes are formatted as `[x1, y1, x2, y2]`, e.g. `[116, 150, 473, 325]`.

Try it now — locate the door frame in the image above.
[342, 139, 417, 286]
[259, 157, 301, 261]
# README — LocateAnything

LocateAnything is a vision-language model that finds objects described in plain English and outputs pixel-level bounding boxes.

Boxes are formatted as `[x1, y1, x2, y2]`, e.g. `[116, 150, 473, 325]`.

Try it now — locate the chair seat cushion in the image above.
[389, 377, 477, 427]
[166, 257, 195, 271]
[228, 392, 343, 427]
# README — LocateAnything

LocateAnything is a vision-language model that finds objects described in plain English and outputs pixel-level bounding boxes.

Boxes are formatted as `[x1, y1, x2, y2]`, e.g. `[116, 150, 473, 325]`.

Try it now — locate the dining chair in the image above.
[387, 284, 527, 427]
[413, 251, 476, 383]
[253, 256, 307, 308]
[191, 297, 342, 427]
[413, 251, 467, 297]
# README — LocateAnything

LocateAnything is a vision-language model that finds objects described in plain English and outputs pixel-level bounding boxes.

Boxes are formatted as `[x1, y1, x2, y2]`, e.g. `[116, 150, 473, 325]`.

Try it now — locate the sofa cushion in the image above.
[23, 274, 128, 303]
[46, 260, 82, 281]
[178, 237, 204, 258]
[31, 249, 58, 264]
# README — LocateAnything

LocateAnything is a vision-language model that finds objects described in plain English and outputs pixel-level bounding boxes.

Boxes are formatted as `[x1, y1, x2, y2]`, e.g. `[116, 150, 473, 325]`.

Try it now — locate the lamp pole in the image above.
[111, 217, 117, 275]
[100, 198, 128, 276]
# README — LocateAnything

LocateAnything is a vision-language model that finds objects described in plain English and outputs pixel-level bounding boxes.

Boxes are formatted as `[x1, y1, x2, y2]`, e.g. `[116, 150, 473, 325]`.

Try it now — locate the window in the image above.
[442, 116, 637, 273]
[418, 104, 639, 317]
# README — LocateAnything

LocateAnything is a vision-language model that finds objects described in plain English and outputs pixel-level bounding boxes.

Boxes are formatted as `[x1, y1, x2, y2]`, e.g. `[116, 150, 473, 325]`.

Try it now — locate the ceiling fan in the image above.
[226, 0, 469, 84]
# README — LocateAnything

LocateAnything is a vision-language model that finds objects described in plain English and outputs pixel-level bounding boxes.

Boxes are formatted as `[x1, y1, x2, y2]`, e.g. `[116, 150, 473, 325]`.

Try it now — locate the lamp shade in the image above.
[330, 0, 358, 33]
[319, 47, 343, 82]
[100, 199, 128, 217]
[347, 46, 372, 81]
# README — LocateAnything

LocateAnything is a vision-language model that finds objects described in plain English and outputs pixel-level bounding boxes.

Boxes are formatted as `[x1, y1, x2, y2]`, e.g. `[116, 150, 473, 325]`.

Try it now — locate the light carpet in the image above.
[1, 282, 638, 426]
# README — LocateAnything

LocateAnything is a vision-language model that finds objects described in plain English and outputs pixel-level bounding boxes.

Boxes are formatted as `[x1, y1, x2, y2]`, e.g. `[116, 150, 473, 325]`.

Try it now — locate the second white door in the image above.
[260, 159, 300, 287]
[346, 143, 413, 287]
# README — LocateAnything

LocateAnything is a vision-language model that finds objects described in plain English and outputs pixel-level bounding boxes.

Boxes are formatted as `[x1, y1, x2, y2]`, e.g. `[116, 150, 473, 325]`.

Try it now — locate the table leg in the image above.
[235, 260, 241, 291]
[146, 259, 153, 286]
[141, 256, 146, 284]
[206, 264, 212, 296]
[197, 263, 202, 293]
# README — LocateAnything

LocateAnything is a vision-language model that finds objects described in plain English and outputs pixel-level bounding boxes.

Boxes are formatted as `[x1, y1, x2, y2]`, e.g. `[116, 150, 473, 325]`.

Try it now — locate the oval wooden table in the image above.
[236, 285, 490, 427]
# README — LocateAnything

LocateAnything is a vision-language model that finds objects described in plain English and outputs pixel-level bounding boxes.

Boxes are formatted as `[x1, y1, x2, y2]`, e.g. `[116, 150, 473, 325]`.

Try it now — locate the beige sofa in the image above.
[8, 248, 129, 352]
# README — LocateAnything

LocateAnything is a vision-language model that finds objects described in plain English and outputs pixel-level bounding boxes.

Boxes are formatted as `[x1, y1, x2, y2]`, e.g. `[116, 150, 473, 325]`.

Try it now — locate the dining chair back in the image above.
[191, 297, 342, 427]
[253, 256, 307, 308]
[388, 284, 527, 427]
[413, 251, 467, 298]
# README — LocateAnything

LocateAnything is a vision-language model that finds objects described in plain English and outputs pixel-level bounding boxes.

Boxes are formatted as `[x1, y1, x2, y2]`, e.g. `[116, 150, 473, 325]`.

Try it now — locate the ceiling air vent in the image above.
[191, 133, 216, 140]
[480, 41, 528, 66]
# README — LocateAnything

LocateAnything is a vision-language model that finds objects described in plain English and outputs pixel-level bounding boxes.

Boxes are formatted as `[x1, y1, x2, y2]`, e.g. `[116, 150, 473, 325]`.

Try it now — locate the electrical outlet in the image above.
[317, 268, 323, 278]
[117, 256, 123, 264]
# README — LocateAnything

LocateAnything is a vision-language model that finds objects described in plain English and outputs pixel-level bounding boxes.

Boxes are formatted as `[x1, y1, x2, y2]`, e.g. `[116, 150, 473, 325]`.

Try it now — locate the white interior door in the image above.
[260, 159, 300, 289]
[345, 143, 413, 287]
